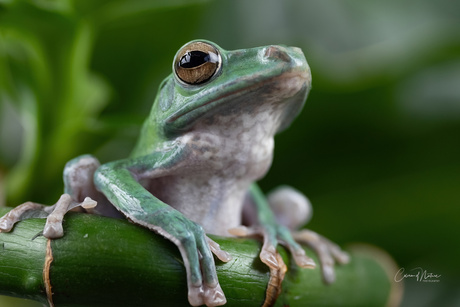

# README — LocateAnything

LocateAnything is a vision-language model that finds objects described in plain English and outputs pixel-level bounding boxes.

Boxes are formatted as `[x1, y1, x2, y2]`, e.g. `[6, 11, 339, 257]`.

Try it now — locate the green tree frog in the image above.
[0, 40, 349, 306]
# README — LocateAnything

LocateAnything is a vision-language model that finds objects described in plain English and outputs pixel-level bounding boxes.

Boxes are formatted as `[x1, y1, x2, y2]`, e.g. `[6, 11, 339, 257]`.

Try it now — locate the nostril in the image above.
[264, 46, 291, 63]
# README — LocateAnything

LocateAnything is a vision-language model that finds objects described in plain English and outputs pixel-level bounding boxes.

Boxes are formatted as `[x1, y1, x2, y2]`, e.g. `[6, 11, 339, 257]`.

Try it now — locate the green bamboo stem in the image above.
[0, 208, 401, 306]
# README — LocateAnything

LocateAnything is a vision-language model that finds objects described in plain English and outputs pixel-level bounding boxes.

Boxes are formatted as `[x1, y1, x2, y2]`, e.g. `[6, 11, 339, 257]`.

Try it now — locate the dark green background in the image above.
[1, 1, 459, 306]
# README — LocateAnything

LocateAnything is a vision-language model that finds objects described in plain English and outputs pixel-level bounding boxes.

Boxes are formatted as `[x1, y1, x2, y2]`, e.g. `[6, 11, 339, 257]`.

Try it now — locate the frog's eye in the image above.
[174, 41, 221, 85]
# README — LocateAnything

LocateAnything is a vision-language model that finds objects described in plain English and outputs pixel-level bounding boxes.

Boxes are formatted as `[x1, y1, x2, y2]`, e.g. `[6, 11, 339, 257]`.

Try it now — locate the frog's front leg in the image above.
[94, 157, 231, 307]
[0, 155, 103, 238]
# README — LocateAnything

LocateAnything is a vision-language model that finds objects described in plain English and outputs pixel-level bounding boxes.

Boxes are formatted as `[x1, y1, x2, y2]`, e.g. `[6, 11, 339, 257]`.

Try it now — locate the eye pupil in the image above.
[179, 51, 210, 68]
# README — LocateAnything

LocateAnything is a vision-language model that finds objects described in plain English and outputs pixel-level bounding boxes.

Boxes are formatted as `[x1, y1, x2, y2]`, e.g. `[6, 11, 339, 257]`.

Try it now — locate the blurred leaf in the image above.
[0, 26, 47, 204]
[1, 0, 211, 206]
[87, 0, 211, 24]
[0, 3, 110, 205]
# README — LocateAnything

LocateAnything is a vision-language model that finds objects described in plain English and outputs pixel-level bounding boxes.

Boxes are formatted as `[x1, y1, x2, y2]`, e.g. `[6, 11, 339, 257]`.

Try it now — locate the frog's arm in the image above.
[94, 152, 230, 307]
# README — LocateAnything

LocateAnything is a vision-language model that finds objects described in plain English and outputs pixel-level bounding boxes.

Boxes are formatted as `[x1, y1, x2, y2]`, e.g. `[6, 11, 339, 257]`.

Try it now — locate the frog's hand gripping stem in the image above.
[293, 229, 350, 283]
[267, 185, 350, 283]
[0, 194, 96, 238]
[231, 184, 349, 285]
[230, 185, 316, 271]
[94, 156, 231, 307]
[0, 155, 108, 239]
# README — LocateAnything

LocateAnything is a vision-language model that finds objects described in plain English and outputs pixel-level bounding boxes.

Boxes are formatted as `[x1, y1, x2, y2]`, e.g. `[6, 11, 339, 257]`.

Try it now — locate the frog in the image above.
[0, 40, 349, 306]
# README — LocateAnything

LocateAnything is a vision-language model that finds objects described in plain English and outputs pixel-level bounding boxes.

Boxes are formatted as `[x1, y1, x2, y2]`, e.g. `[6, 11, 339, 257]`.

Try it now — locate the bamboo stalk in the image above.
[0, 208, 401, 306]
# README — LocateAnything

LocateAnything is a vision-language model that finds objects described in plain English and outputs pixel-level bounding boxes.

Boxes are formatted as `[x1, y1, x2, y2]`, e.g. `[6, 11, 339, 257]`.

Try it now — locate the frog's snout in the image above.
[263, 45, 309, 76]
[264, 45, 292, 63]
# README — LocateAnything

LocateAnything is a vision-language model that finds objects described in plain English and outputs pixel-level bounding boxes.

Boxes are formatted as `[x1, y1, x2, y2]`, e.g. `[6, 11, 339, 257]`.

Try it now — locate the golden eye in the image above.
[174, 41, 221, 85]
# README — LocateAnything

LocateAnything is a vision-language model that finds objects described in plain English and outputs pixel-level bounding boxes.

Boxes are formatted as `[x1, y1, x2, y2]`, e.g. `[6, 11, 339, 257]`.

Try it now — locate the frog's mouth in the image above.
[165, 68, 310, 134]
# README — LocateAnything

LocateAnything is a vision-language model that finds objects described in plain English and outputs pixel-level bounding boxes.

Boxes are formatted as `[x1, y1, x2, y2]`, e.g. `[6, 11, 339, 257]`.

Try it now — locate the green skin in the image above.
[1, 40, 351, 307]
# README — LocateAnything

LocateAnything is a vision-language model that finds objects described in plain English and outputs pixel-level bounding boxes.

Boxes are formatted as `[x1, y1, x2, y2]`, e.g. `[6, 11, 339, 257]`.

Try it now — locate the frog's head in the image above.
[152, 40, 311, 139]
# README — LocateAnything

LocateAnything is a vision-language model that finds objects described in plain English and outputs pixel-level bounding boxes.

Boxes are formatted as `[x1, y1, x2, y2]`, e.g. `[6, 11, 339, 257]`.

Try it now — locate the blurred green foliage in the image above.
[1, 0, 459, 306]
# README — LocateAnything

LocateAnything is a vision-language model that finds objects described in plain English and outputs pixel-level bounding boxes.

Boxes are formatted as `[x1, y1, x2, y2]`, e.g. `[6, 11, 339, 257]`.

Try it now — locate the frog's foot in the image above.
[229, 225, 316, 270]
[175, 235, 231, 307]
[0, 194, 97, 239]
[292, 229, 350, 283]
[145, 209, 232, 307]
[229, 224, 315, 305]
[267, 186, 349, 283]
